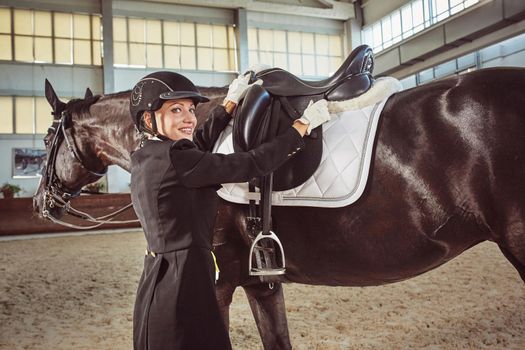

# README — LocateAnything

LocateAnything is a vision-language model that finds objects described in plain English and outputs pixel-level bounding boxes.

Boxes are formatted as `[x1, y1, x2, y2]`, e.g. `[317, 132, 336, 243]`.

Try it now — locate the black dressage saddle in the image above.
[231, 45, 374, 276]
[233, 44, 374, 191]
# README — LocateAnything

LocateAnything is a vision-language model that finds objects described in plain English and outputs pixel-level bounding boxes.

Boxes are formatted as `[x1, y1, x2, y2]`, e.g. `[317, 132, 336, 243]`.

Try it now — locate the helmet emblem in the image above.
[131, 81, 145, 107]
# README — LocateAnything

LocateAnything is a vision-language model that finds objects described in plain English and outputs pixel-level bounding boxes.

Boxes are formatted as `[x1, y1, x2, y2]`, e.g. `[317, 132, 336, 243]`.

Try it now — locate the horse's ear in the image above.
[84, 87, 93, 99]
[45, 79, 66, 115]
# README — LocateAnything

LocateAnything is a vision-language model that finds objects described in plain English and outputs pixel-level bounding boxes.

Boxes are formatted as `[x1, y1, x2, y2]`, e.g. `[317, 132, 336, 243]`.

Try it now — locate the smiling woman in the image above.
[142, 99, 198, 141]
[126, 70, 327, 350]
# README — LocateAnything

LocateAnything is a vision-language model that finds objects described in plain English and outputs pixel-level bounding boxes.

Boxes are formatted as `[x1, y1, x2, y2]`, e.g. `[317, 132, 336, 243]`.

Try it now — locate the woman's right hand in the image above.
[296, 99, 331, 135]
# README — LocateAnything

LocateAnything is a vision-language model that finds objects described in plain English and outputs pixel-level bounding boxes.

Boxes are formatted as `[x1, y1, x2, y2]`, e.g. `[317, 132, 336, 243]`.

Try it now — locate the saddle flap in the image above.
[232, 85, 271, 152]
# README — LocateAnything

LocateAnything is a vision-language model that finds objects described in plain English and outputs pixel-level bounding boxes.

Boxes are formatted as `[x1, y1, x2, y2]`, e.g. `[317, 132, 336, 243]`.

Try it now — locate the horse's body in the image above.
[34, 68, 525, 349]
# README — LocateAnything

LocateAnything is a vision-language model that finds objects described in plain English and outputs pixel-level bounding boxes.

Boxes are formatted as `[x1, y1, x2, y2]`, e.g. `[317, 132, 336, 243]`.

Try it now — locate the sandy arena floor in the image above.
[1, 230, 524, 349]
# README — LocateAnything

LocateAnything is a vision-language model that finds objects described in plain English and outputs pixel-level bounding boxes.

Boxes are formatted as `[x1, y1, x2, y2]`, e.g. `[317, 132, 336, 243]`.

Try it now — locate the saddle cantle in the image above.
[256, 44, 374, 99]
[234, 45, 375, 191]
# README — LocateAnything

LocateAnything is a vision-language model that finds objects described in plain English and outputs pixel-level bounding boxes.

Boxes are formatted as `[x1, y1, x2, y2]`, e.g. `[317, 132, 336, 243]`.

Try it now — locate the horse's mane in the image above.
[65, 95, 101, 119]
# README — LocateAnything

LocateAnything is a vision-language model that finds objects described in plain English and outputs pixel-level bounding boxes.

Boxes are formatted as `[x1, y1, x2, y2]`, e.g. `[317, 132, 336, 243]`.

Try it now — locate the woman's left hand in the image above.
[225, 74, 262, 104]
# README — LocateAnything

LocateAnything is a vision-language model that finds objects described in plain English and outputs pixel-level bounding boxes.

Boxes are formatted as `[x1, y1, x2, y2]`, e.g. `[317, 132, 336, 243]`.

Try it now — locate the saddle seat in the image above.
[255, 45, 374, 99]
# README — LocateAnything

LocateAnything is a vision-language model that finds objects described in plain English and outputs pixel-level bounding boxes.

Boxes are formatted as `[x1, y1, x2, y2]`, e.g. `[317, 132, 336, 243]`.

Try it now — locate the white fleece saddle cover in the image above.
[212, 77, 402, 208]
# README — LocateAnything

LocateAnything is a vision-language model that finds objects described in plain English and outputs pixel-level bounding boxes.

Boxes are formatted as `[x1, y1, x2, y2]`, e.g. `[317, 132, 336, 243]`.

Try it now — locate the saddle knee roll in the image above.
[233, 84, 271, 152]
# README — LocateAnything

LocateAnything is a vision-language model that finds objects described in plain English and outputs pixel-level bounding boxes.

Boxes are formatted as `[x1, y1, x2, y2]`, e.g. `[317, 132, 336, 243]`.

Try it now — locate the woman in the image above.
[129, 71, 330, 350]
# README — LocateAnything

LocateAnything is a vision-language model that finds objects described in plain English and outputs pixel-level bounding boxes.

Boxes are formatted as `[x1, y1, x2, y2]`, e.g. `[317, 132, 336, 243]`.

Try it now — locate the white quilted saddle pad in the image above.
[212, 77, 402, 208]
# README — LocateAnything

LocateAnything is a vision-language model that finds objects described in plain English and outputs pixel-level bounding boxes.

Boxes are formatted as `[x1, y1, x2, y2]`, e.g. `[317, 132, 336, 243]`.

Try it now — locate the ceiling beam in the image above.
[131, 0, 355, 20]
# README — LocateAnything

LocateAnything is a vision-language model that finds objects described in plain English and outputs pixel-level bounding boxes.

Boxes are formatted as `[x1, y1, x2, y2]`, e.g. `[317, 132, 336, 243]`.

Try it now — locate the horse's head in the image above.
[33, 80, 107, 220]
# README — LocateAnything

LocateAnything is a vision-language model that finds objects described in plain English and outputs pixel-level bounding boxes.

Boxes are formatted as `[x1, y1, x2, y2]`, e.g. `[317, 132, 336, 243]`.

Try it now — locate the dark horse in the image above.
[34, 68, 525, 349]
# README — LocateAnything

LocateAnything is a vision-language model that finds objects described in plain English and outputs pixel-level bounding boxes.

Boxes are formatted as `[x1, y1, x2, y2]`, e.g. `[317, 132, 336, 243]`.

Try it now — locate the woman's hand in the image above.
[225, 74, 263, 105]
[296, 99, 331, 135]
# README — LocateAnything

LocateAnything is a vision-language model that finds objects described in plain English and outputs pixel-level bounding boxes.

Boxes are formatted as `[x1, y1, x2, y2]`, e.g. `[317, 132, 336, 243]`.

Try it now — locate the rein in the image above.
[42, 109, 139, 229]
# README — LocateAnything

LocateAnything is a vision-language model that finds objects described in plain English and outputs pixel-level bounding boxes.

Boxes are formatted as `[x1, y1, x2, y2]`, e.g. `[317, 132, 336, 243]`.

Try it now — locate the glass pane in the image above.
[316, 56, 330, 76]
[274, 31, 286, 52]
[180, 46, 195, 69]
[259, 29, 273, 52]
[74, 39, 91, 65]
[0, 97, 13, 133]
[362, 28, 373, 47]
[372, 23, 382, 51]
[92, 40, 102, 65]
[35, 97, 52, 134]
[92, 16, 101, 40]
[197, 47, 213, 70]
[213, 48, 228, 71]
[465, 0, 478, 7]
[35, 37, 52, 62]
[164, 45, 180, 69]
[55, 38, 72, 64]
[289, 54, 302, 75]
[435, 0, 450, 20]
[180, 22, 195, 46]
[14, 9, 32, 35]
[146, 19, 162, 44]
[73, 14, 90, 39]
[248, 28, 258, 50]
[228, 49, 236, 71]
[401, 5, 413, 35]
[197, 24, 212, 47]
[0, 8, 11, 34]
[15, 97, 34, 134]
[113, 42, 128, 65]
[227, 26, 235, 49]
[329, 35, 342, 56]
[248, 50, 258, 67]
[288, 32, 301, 53]
[129, 18, 145, 43]
[34, 11, 52, 37]
[213, 25, 227, 48]
[146, 43, 162, 67]
[382, 17, 392, 42]
[0, 35, 12, 60]
[274, 53, 287, 70]
[412, 0, 424, 28]
[391, 12, 402, 42]
[315, 34, 329, 54]
[113, 17, 127, 42]
[163, 21, 180, 45]
[301, 33, 314, 54]
[129, 42, 145, 66]
[302, 55, 315, 76]
[14, 36, 33, 61]
[330, 57, 341, 74]
[259, 51, 272, 66]
[54, 13, 72, 38]
[418, 67, 434, 83]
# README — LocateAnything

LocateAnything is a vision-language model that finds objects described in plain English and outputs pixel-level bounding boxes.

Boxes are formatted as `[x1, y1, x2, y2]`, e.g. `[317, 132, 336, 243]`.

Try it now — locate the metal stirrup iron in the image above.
[248, 173, 286, 276]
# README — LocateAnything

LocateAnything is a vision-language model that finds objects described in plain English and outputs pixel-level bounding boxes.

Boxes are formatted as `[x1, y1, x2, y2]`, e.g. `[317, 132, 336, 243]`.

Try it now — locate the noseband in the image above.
[41, 108, 137, 229]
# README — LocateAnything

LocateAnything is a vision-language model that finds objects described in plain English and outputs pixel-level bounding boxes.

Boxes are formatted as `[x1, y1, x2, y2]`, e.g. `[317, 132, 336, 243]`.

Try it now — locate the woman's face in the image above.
[148, 99, 197, 141]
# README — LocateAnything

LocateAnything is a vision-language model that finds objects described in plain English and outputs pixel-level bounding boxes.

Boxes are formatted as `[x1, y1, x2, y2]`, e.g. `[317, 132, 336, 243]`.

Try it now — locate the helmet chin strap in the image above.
[144, 111, 169, 141]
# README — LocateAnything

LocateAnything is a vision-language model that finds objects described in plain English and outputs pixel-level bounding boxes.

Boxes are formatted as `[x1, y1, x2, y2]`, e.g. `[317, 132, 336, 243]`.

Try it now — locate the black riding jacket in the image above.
[130, 104, 304, 350]
[130, 105, 304, 253]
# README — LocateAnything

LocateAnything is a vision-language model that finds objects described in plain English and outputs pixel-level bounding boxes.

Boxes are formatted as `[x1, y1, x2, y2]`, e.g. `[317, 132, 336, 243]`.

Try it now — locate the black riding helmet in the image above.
[130, 71, 210, 134]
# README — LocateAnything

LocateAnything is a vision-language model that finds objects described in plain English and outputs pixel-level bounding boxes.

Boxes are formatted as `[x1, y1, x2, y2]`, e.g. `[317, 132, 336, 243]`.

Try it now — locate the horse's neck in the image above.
[89, 92, 140, 172]
[87, 89, 226, 173]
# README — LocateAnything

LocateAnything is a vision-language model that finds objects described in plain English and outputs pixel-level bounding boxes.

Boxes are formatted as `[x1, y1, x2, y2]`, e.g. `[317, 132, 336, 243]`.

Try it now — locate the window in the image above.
[362, 0, 479, 53]
[112, 16, 237, 72]
[0, 96, 55, 135]
[0, 7, 102, 65]
[248, 28, 343, 78]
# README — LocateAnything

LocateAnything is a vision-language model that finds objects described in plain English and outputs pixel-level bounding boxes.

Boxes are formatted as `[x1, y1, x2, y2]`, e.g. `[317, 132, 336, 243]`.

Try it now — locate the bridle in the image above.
[41, 106, 139, 229]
